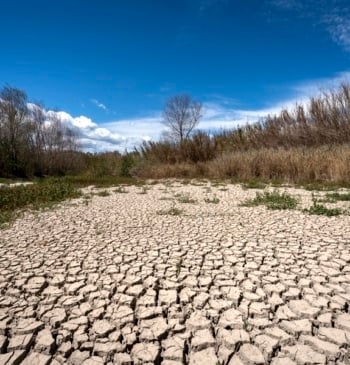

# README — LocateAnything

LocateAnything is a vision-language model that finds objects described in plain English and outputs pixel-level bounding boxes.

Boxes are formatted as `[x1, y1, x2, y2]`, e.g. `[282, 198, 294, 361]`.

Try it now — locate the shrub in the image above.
[0, 180, 81, 226]
[242, 190, 298, 210]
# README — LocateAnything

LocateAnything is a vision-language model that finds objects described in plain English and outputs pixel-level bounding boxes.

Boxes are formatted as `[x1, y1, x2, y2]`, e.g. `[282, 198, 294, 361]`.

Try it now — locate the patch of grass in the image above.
[242, 190, 298, 210]
[157, 206, 183, 216]
[0, 180, 81, 227]
[305, 201, 343, 216]
[303, 183, 340, 191]
[114, 186, 128, 194]
[325, 192, 350, 201]
[159, 196, 173, 201]
[204, 196, 220, 204]
[0, 178, 25, 185]
[95, 190, 110, 197]
[175, 193, 196, 204]
[61, 175, 143, 188]
[241, 181, 266, 189]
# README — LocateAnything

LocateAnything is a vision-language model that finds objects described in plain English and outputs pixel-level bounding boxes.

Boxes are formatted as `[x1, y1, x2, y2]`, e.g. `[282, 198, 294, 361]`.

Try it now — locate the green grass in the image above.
[0, 178, 26, 185]
[0, 180, 81, 226]
[157, 206, 183, 216]
[303, 183, 341, 191]
[305, 202, 343, 216]
[241, 181, 267, 189]
[59, 175, 143, 188]
[94, 190, 110, 197]
[325, 192, 350, 201]
[175, 193, 197, 204]
[242, 190, 298, 210]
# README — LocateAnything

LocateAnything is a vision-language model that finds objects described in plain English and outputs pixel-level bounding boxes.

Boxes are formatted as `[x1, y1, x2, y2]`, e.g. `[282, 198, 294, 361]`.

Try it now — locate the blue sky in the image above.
[1, 0, 350, 151]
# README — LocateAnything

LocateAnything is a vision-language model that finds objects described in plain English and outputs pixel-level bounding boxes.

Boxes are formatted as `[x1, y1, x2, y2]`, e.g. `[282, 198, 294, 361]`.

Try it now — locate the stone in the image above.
[188, 347, 218, 365]
[114, 353, 133, 365]
[131, 342, 160, 364]
[34, 328, 55, 354]
[318, 327, 350, 346]
[280, 319, 312, 336]
[22, 352, 51, 365]
[13, 319, 44, 335]
[254, 334, 279, 361]
[139, 317, 168, 340]
[92, 320, 115, 337]
[159, 290, 177, 306]
[0, 350, 26, 365]
[186, 311, 211, 332]
[237, 344, 265, 364]
[68, 350, 90, 365]
[282, 344, 326, 365]
[300, 335, 341, 359]
[288, 300, 320, 318]
[217, 328, 250, 350]
[218, 308, 244, 329]
[335, 313, 350, 331]
[191, 329, 216, 351]
[7, 334, 34, 351]
[41, 308, 66, 327]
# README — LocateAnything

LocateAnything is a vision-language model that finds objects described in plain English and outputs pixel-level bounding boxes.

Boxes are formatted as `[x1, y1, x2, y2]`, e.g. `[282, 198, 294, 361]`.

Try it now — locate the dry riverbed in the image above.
[0, 181, 350, 365]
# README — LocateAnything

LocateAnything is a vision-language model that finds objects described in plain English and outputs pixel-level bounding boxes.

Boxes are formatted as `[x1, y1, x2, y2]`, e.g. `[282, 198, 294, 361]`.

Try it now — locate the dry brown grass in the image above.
[135, 84, 350, 184]
[135, 145, 350, 184]
[206, 145, 350, 183]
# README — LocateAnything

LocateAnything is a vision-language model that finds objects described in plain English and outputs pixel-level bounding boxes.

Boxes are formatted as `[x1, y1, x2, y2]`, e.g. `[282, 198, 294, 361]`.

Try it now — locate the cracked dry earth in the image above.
[1, 182, 350, 365]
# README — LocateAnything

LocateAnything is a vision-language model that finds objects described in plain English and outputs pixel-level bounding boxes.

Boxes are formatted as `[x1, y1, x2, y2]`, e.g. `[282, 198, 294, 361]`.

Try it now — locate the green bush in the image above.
[243, 190, 298, 210]
[305, 202, 343, 216]
[0, 180, 81, 226]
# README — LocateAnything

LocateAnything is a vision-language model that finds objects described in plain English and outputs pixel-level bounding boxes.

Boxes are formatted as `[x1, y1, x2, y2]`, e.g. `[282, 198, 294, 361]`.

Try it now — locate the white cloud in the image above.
[32, 71, 349, 152]
[324, 13, 350, 52]
[90, 98, 108, 111]
[270, 0, 350, 53]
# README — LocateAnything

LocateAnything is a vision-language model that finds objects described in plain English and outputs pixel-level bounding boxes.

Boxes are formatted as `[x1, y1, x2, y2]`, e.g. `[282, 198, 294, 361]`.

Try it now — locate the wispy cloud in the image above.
[324, 13, 350, 52]
[269, 0, 350, 52]
[43, 71, 350, 152]
[90, 98, 108, 111]
[270, 0, 303, 10]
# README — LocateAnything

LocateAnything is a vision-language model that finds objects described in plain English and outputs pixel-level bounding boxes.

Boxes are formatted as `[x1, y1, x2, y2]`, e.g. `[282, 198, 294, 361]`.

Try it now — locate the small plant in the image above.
[159, 196, 173, 201]
[325, 192, 350, 201]
[0, 180, 81, 227]
[305, 200, 343, 216]
[138, 186, 148, 194]
[114, 186, 127, 194]
[176, 258, 183, 277]
[204, 196, 220, 204]
[95, 190, 110, 197]
[304, 184, 340, 191]
[175, 193, 196, 204]
[242, 190, 298, 210]
[242, 181, 266, 189]
[157, 202, 183, 216]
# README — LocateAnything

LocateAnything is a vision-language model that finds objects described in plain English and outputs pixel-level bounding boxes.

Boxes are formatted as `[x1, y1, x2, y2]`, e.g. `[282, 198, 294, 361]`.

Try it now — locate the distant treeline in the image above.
[1, 83, 350, 184]
[0, 86, 82, 177]
[139, 84, 350, 164]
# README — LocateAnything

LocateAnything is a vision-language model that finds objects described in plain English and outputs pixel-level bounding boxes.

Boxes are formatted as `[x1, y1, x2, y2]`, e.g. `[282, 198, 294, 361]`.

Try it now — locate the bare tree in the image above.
[0, 85, 81, 177]
[0, 85, 30, 175]
[162, 94, 202, 143]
